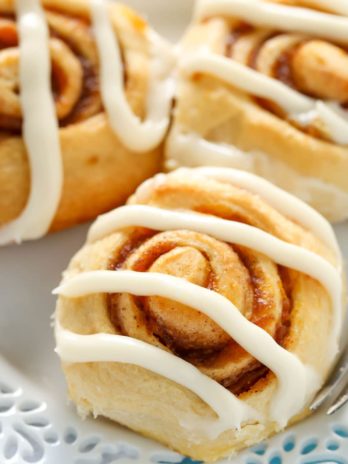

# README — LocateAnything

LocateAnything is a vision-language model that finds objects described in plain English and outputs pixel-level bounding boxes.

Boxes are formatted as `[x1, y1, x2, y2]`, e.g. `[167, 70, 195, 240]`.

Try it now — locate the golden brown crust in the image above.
[166, 5, 348, 222]
[56, 171, 340, 461]
[0, 116, 161, 231]
[0, 0, 162, 232]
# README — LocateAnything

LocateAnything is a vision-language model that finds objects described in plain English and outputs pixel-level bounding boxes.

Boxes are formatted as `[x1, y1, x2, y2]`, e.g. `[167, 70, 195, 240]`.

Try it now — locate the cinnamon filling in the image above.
[0, 7, 129, 133]
[273, 43, 300, 89]
[225, 20, 348, 142]
[59, 54, 100, 126]
[226, 22, 254, 57]
[107, 227, 293, 396]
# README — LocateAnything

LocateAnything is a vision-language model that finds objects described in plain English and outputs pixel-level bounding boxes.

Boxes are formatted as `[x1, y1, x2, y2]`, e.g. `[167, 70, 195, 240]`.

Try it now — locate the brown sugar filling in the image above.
[107, 227, 293, 396]
[225, 21, 348, 143]
[0, 8, 128, 133]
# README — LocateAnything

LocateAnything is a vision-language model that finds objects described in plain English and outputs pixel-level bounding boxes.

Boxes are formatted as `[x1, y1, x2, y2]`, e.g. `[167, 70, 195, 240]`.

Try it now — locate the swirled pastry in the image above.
[166, 0, 348, 222]
[0, 0, 174, 245]
[54, 167, 344, 462]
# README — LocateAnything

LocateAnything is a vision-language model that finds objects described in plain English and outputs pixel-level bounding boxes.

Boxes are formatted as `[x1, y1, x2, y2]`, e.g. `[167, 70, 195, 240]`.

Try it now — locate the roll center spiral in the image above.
[108, 220, 291, 391]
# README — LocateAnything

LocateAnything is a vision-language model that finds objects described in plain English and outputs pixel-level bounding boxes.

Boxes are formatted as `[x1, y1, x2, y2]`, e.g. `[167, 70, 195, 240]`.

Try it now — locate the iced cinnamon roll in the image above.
[0, 0, 174, 245]
[54, 167, 344, 462]
[166, 0, 348, 222]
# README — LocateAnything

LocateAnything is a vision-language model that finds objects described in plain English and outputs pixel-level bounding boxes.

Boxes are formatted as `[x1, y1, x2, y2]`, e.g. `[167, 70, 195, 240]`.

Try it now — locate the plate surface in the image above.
[1, 1, 348, 463]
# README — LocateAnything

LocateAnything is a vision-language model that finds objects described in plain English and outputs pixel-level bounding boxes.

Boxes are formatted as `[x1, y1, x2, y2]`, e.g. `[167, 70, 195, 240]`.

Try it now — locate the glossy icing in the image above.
[0, 0, 62, 245]
[91, 0, 174, 152]
[195, 0, 348, 41]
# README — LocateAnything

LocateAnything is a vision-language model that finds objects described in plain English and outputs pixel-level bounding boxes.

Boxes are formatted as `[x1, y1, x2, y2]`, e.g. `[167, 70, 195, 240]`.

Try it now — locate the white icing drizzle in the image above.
[307, 0, 348, 15]
[315, 102, 348, 145]
[88, 204, 342, 352]
[165, 130, 348, 223]
[171, 167, 341, 257]
[54, 270, 318, 430]
[183, 54, 311, 114]
[165, 129, 254, 169]
[90, 0, 175, 152]
[0, 0, 62, 245]
[195, 0, 348, 41]
[181, 53, 348, 145]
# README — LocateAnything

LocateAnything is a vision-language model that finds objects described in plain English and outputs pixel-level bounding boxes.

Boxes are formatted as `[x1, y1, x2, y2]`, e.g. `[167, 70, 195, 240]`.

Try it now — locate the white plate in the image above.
[1, 1, 348, 463]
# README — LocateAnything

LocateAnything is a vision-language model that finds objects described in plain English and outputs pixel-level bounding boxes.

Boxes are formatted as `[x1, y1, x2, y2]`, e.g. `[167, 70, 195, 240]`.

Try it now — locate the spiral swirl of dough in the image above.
[0, 7, 103, 132]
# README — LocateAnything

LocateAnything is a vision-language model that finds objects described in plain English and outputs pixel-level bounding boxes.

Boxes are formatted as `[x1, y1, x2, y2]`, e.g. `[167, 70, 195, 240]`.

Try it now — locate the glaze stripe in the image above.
[172, 168, 339, 257]
[165, 132, 348, 223]
[308, 0, 348, 15]
[90, 0, 174, 152]
[181, 53, 348, 145]
[195, 0, 348, 42]
[0, 0, 62, 245]
[54, 270, 318, 429]
[183, 53, 312, 114]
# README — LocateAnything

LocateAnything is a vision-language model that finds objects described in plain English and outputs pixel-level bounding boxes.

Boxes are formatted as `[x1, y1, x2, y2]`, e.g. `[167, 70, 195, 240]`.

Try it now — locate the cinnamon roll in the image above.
[166, 0, 348, 222]
[0, 0, 174, 245]
[54, 167, 344, 462]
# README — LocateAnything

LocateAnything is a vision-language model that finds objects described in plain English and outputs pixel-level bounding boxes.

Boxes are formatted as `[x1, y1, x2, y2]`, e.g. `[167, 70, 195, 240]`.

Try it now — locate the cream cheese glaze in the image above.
[90, 0, 175, 152]
[55, 170, 342, 434]
[185, 0, 348, 145]
[165, 130, 348, 223]
[169, 167, 341, 256]
[195, 0, 348, 41]
[308, 0, 348, 15]
[0, 0, 62, 245]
